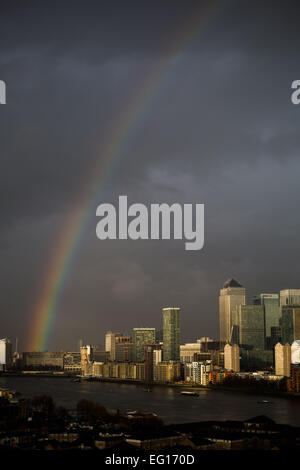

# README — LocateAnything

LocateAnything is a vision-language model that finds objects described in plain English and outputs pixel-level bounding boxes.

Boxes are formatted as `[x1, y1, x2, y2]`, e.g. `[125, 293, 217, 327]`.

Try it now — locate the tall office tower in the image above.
[224, 343, 240, 372]
[162, 307, 180, 362]
[254, 293, 280, 349]
[219, 279, 246, 343]
[280, 289, 300, 307]
[281, 306, 300, 344]
[133, 328, 156, 362]
[275, 342, 291, 377]
[0, 338, 12, 370]
[235, 305, 265, 350]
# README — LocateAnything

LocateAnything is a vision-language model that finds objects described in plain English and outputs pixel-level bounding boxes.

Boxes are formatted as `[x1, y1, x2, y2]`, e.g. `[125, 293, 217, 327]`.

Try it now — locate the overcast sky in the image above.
[1, 0, 300, 351]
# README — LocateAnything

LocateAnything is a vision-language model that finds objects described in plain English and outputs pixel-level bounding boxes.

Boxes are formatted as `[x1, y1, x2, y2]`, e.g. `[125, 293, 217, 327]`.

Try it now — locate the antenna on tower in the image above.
[15, 337, 18, 354]
[79, 339, 83, 351]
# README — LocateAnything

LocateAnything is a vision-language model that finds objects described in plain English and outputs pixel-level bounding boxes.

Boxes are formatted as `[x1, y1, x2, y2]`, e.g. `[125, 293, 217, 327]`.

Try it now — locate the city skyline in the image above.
[2, 279, 300, 353]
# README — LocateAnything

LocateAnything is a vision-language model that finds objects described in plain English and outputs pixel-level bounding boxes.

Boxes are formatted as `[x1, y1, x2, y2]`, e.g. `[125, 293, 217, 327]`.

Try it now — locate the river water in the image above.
[1, 376, 300, 426]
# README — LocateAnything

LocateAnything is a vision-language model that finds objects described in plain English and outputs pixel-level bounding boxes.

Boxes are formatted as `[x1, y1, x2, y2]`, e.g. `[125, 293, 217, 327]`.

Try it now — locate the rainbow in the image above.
[27, 2, 224, 351]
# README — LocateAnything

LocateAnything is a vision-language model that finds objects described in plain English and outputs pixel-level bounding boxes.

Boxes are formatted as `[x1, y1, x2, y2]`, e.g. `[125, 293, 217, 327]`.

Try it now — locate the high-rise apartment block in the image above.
[133, 328, 156, 362]
[219, 279, 246, 343]
[162, 307, 180, 362]
[224, 343, 240, 372]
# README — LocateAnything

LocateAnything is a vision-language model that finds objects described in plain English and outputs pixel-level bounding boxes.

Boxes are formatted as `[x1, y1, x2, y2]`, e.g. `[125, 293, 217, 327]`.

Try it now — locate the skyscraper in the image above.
[281, 306, 300, 344]
[144, 344, 162, 382]
[236, 305, 265, 350]
[275, 342, 291, 377]
[254, 293, 280, 349]
[133, 328, 156, 362]
[219, 278, 246, 343]
[162, 307, 180, 362]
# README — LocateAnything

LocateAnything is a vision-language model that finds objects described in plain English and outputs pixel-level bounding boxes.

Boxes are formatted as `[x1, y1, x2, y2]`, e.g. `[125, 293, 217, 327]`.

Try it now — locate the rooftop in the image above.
[223, 278, 243, 288]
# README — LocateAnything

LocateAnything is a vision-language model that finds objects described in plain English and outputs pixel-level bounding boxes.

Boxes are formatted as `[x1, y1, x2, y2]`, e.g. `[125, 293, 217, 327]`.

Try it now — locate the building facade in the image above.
[224, 343, 240, 372]
[280, 289, 300, 307]
[133, 328, 156, 362]
[281, 306, 300, 345]
[236, 305, 265, 350]
[254, 293, 279, 349]
[275, 342, 291, 377]
[0, 338, 12, 370]
[219, 279, 246, 343]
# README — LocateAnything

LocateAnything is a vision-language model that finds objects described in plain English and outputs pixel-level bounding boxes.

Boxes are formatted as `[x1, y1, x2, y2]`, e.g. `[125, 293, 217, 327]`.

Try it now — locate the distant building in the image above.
[233, 305, 265, 350]
[155, 361, 181, 383]
[80, 345, 93, 376]
[254, 294, 279, 349]
[105, 332, 116, 358]
[219, 278, 246, 343]
[184, 361, 212, 385]
[291, 340, 300, 364]
[133, 328, 156, 362]
[240, 349, 274, 370]
[63, 352, 81, 373]
[280, 289, 300, 307]
[275, 343, 291, 377]
[287, 366, 300, 392]
[0, 338, 12, 370]
[91, 361, 145, 380]
[144, 344, 162, 382]
[115, 342, 133, 362]
[105, 333, 131, 361]
[22, 351, 64, 370]
[224, 343, 240, 372]
[155, 330, 163, 343]
[281, 306, 300, 344]
[93, 350, 110, 363]
[180, 342, 202, 363]
[162, 307, 180, 362]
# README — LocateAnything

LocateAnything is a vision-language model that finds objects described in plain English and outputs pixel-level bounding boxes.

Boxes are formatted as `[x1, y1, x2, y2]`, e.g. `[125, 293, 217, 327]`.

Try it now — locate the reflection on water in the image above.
[0, 376, 300, 426]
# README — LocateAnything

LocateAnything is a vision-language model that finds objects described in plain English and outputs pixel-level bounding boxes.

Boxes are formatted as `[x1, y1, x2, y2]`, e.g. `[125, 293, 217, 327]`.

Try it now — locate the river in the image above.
[1, 376, 300, 426]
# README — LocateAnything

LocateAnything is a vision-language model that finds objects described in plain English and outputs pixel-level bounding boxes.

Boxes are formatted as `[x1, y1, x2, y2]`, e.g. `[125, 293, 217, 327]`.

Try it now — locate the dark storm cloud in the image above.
[1, 0, 300, 349]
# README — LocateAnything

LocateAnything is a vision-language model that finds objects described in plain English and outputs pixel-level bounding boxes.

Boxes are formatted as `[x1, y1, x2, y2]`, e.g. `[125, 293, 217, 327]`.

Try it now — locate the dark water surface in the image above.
[1, 376, 300, 426]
